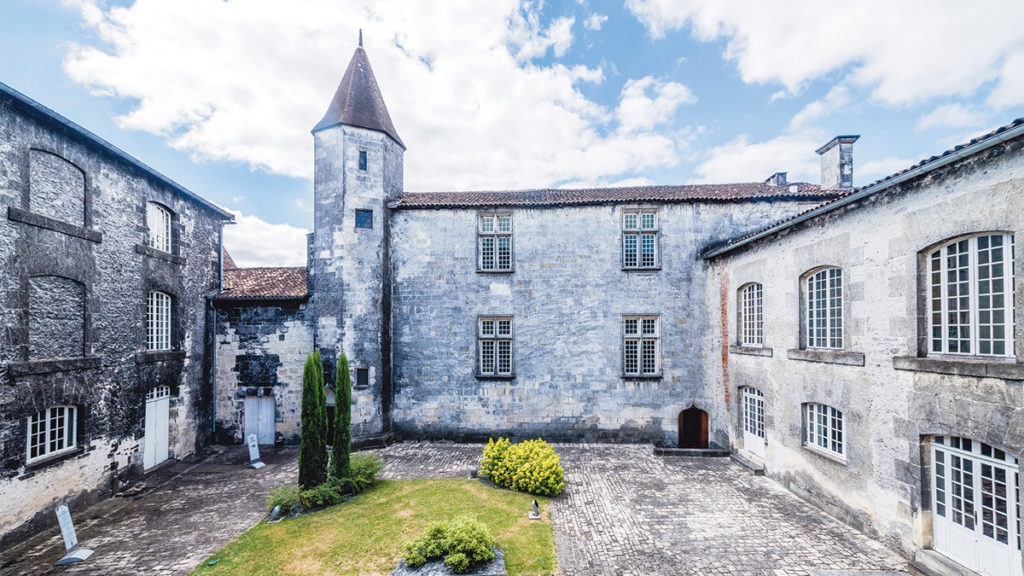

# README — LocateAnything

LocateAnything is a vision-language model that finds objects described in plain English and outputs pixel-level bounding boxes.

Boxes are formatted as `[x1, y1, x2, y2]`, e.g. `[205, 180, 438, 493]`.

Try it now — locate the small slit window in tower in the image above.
[356, 368, 369, 388]
[358, 150, 367, 170]
[355, 209, 373, 229]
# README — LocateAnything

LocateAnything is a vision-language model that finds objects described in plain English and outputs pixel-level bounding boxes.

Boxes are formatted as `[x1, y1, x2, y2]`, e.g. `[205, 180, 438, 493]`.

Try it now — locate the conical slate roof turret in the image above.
[312, 32, 405, 149]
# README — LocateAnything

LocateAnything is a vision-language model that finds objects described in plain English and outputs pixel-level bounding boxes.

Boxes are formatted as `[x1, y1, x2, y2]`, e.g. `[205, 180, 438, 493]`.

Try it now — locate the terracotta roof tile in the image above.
[222, 249, 237, 270]
[394, 182, 838, 209]
[215, 267, 308, 301]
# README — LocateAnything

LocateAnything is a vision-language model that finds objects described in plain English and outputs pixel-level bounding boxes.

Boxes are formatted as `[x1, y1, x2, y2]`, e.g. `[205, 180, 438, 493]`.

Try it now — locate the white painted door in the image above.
[245, 396, 275, 445]
[143, 386, 170, 470]
[742, 387, 765, 458]
[932, 436, 1022, 576]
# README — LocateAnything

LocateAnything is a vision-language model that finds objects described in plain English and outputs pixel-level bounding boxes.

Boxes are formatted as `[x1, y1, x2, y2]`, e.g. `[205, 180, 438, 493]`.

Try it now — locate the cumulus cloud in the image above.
[624, 0, 1024, 106]
[917, 103, 985, 131]
[691, 132, 822, 184]
[617, 76, 696, 133]
[60, 0, 695, 194]
[584, 13, 608, 31]
[223, 210, 309, 267]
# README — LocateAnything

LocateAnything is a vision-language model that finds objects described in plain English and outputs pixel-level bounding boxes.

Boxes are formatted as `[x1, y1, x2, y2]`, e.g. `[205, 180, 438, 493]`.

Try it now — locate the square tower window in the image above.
[356, 368, 369, 388]
[355, 209, 373, 229]
[358, 150, 368, 171]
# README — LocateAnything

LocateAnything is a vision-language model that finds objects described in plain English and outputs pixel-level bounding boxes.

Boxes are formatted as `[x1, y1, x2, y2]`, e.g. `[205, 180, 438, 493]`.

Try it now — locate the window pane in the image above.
[497, 340, 512, 374]
[624, 318, 638, 335]
[641, 339, 657, 373]
[481, 319, 494, 336]
[480, 216, 494, 233]
[623, 213, 637, 230]
[481, 340, 494, 374]
[640, 212, 655, 230]
[641, 233, 656, 267]
[624, 234, 638, 267]
[624, 340, 638, 374]
[480, 237, 495, 270]
[497, 319, 511, 336]
[497, 216, 511, 233]
[497, 237, 511, 270]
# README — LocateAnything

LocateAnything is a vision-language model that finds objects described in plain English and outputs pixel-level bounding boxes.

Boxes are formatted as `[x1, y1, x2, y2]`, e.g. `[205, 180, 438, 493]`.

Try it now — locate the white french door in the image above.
[143, 386, 170, 470]
[244, 396, 276, 445]
[932, 436, 1022, 576]
[741, 387, 765, 458]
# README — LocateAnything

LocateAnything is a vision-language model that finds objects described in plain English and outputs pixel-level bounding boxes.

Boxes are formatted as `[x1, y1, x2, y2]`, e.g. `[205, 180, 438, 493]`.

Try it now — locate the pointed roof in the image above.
[312, 36, 405, 149]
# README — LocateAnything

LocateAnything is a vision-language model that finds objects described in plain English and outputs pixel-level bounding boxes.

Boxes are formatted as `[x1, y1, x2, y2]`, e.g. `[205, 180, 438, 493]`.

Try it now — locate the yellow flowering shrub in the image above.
[480, 437, 564, 497]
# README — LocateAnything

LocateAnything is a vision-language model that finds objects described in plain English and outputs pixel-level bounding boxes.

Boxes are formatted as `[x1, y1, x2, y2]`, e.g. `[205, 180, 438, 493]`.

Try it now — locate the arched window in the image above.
[804, 267, 843, 349]
[739, 283, 764, 346]
[147, 202, 173, 253]
[927, 233, 1015, 356]
[147, 291, 172, 351]
[26, 405, 77, 463]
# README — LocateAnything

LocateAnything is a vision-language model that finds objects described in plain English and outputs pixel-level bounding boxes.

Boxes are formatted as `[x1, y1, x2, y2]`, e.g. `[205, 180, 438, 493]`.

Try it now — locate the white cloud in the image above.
[788, 86, 850, 131]
[917, 103, 985, 131]
[61, 0, 692, 193]
[617, 76, 696, 133]
[223, 210, 309, 267]
[231, 195, 245, 204]
[691, 131, 822, 184]
[584, 13, 608, 31]
[624, 0, 1024, 106]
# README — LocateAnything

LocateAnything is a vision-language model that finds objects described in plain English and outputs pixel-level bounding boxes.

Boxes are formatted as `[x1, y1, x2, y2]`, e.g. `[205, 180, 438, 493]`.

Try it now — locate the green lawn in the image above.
[190, 479, 557, 576]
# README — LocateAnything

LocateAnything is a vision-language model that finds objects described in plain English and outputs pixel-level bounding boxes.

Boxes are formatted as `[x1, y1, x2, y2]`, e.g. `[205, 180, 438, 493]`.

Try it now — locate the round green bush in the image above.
[480, 437, 565, 497]
[403, 515, 496, 574]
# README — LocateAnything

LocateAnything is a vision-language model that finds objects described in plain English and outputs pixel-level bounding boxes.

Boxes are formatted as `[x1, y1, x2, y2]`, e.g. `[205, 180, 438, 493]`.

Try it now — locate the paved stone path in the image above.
[0, 441, 910, 575]
[0, 445, 298, 576]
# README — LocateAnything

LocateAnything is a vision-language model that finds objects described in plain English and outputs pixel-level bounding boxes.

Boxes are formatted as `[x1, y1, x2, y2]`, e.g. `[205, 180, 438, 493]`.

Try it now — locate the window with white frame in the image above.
[147, 202, 172, 253]
[478, 214, 513, 272]
[805, 267, 843, 349]
[740, 283, 764, 346]
[26, 405, 77, 463]
[623, 315, 660, 376]
[928, 233, 1015, 356]
[622, 210, 658, 269]
[805, 403, 844, 459]
[147, 290, 172, 351]
[478, 316, 513, 376]
[742, 387, 765, 439]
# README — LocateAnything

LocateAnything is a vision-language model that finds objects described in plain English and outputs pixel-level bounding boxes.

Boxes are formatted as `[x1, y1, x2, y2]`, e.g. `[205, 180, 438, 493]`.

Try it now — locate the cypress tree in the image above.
[331, 351, 352, 480]
[298, 351, 328, 489]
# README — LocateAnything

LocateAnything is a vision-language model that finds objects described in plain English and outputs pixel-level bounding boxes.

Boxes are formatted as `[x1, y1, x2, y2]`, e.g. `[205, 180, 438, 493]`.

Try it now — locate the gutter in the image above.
[704, 121, 1024, 260]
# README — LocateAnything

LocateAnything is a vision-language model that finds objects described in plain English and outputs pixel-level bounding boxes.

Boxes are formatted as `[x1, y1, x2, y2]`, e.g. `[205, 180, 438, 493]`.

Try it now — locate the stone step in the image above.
[730, 451, 765, 475]
[907, 550, 981, 576]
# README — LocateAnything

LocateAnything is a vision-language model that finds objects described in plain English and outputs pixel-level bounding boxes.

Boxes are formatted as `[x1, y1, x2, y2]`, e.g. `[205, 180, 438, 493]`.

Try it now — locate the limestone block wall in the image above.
[0, 90, 225, 546]
[311, 124, 403, 438]
[707, 137, 1024, 556]
[390, 199, 814, 443]
[212, 301, 314, 444]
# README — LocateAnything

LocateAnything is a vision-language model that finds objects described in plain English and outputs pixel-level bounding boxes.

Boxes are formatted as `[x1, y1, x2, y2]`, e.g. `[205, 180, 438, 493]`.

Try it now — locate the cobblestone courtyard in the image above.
[1, 442, 909, 575]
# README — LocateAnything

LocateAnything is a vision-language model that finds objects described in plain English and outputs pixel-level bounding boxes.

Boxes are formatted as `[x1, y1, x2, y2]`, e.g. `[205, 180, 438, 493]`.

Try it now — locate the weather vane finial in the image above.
[359, 29, 363, 47]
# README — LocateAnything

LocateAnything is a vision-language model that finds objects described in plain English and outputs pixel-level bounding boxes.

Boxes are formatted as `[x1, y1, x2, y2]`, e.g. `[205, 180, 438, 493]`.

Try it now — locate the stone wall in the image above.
[389, 199, 818, 443]
[212, 300, 314, 444]
[0, 90, 226, 546]
[707, 136, 1024, 556]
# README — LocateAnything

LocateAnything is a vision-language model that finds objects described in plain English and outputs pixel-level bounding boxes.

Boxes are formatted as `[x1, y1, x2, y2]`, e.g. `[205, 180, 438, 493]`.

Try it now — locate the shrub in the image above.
[266, 454, 382, 515]
[330, 351, 352, 480]
[404, 515, 496, 573]
[299, 352, 328, 489]
[266, 484, 302, 514]
[298, 477, 346, 509]
[345, 453, 383, 493]
[480, 437, 564, 497]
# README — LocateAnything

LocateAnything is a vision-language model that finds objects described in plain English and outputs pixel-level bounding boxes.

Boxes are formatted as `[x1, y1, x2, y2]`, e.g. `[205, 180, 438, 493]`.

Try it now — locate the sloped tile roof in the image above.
[222, 249, 237, 270]
[312, 43, 404, 149]
[393, 182, 838, 209]
[705, 117, 1024, 259]
[215, 267, 308, 301]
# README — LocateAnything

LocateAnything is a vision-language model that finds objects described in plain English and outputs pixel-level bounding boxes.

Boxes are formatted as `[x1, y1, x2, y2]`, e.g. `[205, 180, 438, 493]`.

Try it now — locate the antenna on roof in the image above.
[359, 29, 363, 47]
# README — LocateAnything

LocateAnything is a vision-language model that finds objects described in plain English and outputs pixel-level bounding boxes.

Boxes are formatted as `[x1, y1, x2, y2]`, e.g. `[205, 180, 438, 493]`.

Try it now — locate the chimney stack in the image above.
[816, 135, 859, 190]
[765, 172, 787, 187]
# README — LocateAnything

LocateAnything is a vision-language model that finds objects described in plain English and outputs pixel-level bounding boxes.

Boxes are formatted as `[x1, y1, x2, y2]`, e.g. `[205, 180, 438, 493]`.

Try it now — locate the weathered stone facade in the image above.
[707, 130, 1024, 571]
[0, 84, 230, 547]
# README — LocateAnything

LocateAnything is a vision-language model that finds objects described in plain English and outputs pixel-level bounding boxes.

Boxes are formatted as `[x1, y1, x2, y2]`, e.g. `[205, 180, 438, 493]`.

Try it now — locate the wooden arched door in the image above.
[679, 405, 708, 449]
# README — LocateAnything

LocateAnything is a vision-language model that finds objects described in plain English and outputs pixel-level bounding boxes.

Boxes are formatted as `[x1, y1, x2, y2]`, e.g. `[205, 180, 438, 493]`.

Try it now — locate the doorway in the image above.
[679, 405, 708, 449]
[741, 387, 766, 458]
[244, 396, 275, 445]
[144, 386, 170, 470]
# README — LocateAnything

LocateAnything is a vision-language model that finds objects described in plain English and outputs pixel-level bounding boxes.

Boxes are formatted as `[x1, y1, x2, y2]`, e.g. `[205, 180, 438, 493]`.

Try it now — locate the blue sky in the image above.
[2, 0, 1022, 265]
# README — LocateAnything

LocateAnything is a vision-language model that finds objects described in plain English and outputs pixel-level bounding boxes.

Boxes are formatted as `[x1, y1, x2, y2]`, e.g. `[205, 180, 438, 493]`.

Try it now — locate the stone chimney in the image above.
[764, 172, 787, 187]
[816, 135, 859, 190]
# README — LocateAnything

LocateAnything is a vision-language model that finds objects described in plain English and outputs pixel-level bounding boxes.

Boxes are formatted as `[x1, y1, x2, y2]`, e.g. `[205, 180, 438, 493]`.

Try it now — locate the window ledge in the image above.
[135, 350, 187, 364]
[892, 356, 1024, 380]
[622, 373, 663, 380]
[622, 266, 662, 272]
[21, 446, 87, 475]
[8, 206, 102, 242]
[787, 348, 865, 366]
[7, 356, 102, 377]
[135, 244, 185, 265]
[729, 345, 773, 358]
[475, 269, 514, 274]
[802, 444, 848, 466]
[475, 373, 515, 380]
